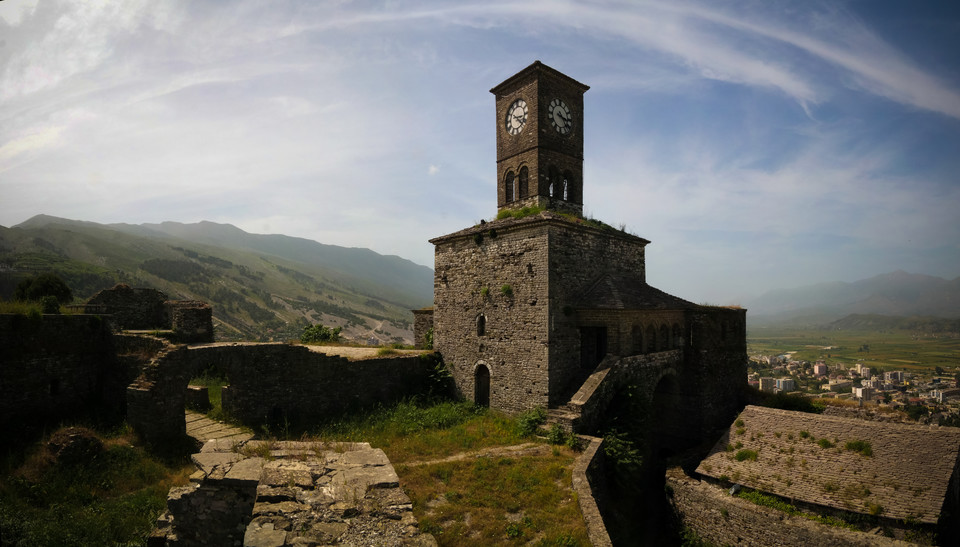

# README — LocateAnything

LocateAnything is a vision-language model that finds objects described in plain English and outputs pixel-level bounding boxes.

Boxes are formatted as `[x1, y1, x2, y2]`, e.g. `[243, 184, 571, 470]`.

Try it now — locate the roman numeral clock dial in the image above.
[505, 99, 528, 135]
[549, 98, 572, 135]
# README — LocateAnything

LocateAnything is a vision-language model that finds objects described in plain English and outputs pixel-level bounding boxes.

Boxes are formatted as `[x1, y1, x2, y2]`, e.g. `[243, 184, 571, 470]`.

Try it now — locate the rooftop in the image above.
[696, 405, 960, 524]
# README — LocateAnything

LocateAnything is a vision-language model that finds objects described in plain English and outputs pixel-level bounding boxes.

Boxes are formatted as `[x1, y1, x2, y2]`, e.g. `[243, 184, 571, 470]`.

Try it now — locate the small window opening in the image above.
[518, 167, 529, 198]
[505, 171, 515, 202]
[477, 314, 486, 336]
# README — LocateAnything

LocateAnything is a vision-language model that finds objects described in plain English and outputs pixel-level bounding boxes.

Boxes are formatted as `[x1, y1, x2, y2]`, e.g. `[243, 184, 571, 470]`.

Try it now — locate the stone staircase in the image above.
[545, 354, 621, 434]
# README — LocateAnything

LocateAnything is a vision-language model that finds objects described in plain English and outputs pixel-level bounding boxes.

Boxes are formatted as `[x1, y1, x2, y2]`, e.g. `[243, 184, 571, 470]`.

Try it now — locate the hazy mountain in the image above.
[1, 215, 434, 343]
[745, 271, 960, 326]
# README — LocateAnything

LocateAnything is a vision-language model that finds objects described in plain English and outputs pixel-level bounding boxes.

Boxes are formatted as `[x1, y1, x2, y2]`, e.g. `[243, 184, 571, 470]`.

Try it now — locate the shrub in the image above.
[845, 440, 873, 457]
[40, 295, 61, 314]
[547, 424, 567, 445]
[300, 323, 341, 343]
[500, 284, 513, 298]
[423, 327, 434, 350]
[734, 449, 758, 462]
[515, 407, 546, 437]
[817, 438, 835, 449]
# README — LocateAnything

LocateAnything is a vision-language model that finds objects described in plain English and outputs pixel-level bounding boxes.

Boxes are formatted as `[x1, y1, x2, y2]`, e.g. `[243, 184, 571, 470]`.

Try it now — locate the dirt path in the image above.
[399, 442, 553, 467]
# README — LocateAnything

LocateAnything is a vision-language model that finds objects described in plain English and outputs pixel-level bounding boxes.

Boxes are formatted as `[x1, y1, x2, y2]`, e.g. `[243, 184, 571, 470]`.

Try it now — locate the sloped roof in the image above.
[429, 211, 649, 245]
[696, 405, 960, 524]
[574, 274, 698, 311]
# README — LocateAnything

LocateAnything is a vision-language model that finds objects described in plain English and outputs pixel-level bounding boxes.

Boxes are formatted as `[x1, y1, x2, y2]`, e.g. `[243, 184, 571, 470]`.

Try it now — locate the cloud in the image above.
[428, 164, 440, 176]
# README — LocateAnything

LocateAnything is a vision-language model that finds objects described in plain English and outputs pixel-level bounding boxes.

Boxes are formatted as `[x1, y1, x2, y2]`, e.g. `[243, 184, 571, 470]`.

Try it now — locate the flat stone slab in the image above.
[153, 440, 435, 546]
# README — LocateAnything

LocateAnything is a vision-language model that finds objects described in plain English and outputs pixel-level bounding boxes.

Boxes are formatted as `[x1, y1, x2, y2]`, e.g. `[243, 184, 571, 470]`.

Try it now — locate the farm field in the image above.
[747, 327, 960, 374]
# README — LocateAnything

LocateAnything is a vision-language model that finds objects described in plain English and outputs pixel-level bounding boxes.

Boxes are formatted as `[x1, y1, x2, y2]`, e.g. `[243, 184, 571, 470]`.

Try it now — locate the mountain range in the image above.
[3, 215, 957, 337]
[0, 215, 433, 343]
[743, 270, 960, 327]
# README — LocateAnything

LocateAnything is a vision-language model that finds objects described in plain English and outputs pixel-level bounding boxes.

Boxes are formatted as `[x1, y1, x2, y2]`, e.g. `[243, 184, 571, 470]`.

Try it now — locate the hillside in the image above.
[0, 215, 433, 343]
[745, 271, 960, 326]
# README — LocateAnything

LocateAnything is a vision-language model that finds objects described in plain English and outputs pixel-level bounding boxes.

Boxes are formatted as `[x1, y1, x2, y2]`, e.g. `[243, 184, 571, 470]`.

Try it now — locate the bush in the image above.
[40, 295, 61, 314]
[817, 438, 835, 449]
[500, 284, 513, 298]
[734, 449, 758, 462]
[300, 323, 341, 343]
[14, 273, 73, 304]
[844, 440, 873, 456]
[515, 407, 546, 437]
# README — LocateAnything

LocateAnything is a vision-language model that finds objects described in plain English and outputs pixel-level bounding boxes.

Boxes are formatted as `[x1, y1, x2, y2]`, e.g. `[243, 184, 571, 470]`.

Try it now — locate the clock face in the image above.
[505, 99, 528, 135]
[549, 98, 572, 135]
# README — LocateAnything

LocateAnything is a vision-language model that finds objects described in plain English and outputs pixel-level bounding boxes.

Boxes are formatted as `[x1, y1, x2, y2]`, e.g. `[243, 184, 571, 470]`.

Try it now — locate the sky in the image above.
[1, 0, 959, 305]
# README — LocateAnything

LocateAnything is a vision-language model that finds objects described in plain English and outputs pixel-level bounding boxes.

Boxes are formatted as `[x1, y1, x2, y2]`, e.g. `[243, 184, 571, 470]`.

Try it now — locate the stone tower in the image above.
[424, 61, 747, 441]
[491, 61, 589, 216]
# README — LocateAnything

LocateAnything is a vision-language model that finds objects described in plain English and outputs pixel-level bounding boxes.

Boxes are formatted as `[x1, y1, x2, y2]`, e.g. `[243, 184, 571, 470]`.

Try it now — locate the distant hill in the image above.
[1, 215, 434, 343]
[745, 271, 960, 327]
[826, 313, 960, 333]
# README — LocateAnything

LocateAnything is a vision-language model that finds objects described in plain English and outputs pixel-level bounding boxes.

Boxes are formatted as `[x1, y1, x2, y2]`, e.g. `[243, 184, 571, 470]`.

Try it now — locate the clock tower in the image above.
[491, 61, 589, 216]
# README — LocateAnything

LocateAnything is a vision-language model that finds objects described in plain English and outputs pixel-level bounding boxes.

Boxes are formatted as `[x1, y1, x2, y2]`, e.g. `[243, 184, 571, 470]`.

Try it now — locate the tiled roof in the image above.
[574, 274, 698, 310]
[696, 405, 960, 524]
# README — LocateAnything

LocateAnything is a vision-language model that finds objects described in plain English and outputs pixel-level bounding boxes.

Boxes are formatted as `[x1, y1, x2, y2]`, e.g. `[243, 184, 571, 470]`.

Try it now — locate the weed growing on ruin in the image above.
[500, 284, 513, 298]
[845, 439, 873, 457]
[495, 206, 544, 221]
[736, 489, 858, 531]
[734, 449, 758, 462]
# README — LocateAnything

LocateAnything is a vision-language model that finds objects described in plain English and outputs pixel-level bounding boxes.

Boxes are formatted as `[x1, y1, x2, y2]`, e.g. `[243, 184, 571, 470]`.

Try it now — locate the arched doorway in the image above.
[474, 363, 490, 407]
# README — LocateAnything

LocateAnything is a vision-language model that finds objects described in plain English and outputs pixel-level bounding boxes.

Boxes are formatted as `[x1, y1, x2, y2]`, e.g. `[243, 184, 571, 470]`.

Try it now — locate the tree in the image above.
[299, 323, 341, 343]
[14, 273, 73, 304]
[934, 366, 944, 376]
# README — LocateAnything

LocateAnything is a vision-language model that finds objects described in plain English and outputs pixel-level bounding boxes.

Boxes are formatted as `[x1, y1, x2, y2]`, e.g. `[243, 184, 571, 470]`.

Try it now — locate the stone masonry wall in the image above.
[547, 223, 648, 404]
[128, 344, 438, 445]
[0, 313, 129, 439]
[84, 284, 168, 329]
[433, 222, 551, 412]
[167, 301, 213, 343]
[667, 467, 915, 547]
[412, 308, 434, 349]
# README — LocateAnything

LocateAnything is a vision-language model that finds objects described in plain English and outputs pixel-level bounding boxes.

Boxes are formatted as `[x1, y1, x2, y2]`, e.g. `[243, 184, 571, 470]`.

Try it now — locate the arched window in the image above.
[660, 325, 669, 350]
[646, 324, 657, 353]
[672, 324, 682, 349]
[505, 171, 515, 202]
[477, 314, 486, 336]
[548, 166, 560, 197]
[562, 170, 572, 200]
[631, 325, 643, 354]
[518, 167, 529, 198]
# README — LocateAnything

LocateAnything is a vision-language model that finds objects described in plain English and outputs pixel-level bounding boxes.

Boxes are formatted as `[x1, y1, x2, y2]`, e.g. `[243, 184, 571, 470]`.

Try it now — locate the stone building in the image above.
[83, 284, 213, 343]
[420, 61, 747, 439]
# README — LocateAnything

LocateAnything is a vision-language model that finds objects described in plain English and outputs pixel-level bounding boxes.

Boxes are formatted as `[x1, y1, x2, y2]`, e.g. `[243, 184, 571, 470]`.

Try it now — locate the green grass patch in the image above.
[734, 449, 758, 462]
[495, 206, 544, 221]
[399, 449, 588, 545]
[737, 489, 857, 531]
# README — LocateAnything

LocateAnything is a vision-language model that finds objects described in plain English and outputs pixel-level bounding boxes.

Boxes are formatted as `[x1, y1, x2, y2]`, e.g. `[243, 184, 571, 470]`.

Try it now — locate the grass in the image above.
[272, 398, 591, 544]
[399, 451, 588, 545]
[306, 399, 531, 464]
[747, 327, 960, 373]
[0, 425, 194, 547]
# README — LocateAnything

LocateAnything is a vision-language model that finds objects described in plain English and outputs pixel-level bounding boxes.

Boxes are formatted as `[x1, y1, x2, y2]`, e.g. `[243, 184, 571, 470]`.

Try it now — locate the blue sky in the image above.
[1, 0, 958, 304]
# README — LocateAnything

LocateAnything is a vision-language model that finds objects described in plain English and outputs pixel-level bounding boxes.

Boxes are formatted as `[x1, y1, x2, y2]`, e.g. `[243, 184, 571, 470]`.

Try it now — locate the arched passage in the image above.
[474, 363, 490, 407]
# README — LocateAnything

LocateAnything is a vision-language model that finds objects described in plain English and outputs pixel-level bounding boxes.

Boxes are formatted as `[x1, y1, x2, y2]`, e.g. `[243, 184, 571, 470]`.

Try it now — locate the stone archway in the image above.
[474, 362, 490, 407]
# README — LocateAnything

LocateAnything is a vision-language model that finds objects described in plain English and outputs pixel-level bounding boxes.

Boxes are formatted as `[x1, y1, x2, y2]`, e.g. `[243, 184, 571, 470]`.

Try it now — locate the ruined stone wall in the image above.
[433, 223, 551, 412]
[412, 307, 434, 349]
[84, 284, 168, 329]
[166, 301, 213, 343]
[666, 468, 915, 547]
[128, 344, 438, 445]
[0, 314, 129, 439]
[547, 224, 647, 404]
